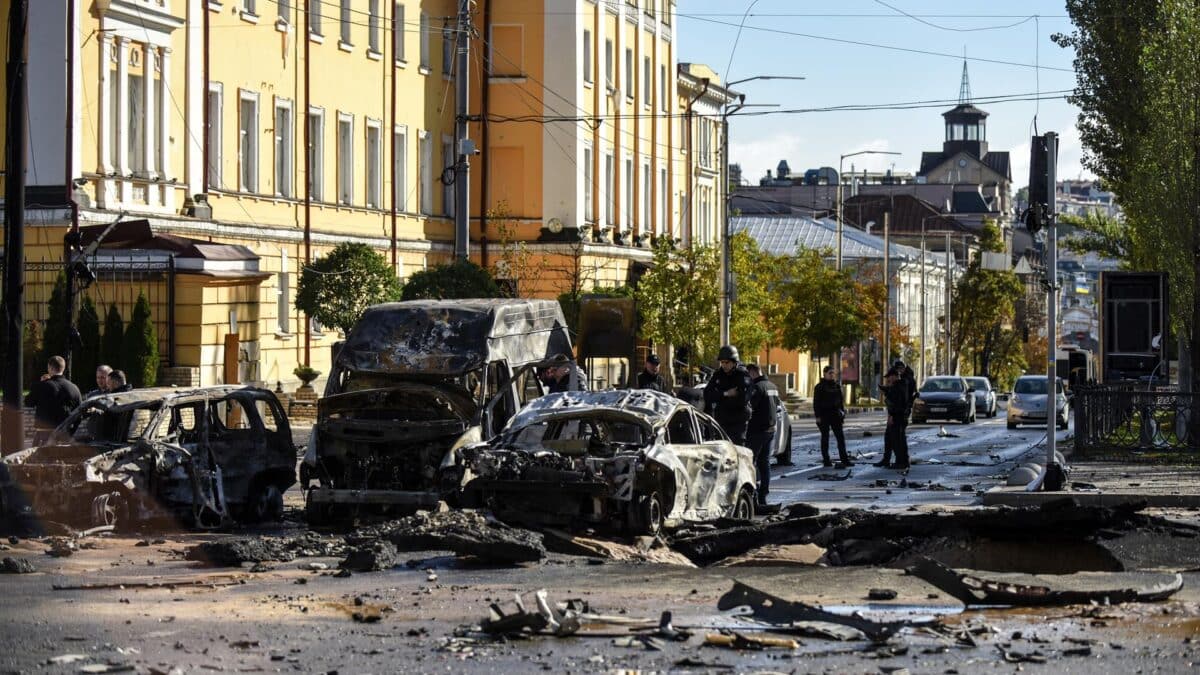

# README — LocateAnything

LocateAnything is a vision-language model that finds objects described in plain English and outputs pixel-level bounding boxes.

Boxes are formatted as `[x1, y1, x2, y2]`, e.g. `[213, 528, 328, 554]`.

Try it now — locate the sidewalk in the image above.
[982, 460, 1200, 508]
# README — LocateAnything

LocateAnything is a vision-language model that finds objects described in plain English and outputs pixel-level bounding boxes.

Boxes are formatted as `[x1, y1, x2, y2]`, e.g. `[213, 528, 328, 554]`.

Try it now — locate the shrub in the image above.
[74, 296, 101, 386]
[121, 292, 159, 388]
[101, 303, 124, 371]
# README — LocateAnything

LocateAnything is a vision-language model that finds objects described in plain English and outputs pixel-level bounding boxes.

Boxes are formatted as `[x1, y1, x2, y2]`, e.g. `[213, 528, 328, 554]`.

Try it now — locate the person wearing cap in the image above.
[544, 353, 589, 394]
[703, 345, 754, 445]
[636, 353, 668, 392]
[745, 363, 778, 504]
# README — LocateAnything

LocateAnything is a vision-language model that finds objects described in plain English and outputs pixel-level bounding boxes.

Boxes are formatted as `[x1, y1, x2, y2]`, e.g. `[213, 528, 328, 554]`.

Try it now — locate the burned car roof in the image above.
[338, 299, 573, 376]
[80, 385, 262, 408]
[506, 389, 684, 430]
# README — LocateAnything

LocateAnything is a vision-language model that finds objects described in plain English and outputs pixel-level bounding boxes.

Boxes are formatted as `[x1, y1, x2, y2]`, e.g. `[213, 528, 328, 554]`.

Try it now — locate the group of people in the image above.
[809, 358, 917, 471]
[24, 359, 133, 432]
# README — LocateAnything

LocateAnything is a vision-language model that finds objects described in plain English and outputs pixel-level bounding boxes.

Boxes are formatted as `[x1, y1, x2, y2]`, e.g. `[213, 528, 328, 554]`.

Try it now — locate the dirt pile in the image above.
[353, 509, 546, 564]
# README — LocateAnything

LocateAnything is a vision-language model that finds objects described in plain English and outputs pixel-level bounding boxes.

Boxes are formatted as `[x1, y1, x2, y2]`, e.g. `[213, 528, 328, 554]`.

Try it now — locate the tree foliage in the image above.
[121, 291, 159, 388]
[75, 296, 101, 387]
[636, 238, 721, 366]
[39, 272, 69, 368]
[295, 242, 403, 334]
[729, 231, 774, 359]
[771, 249, 870, 357]
[558, 285, 633, 339]
[401, 259, 501, 301]
[950, 220, 1025, 379]
[101, 304, 124, 371]
[1058, 211, 1132, 263]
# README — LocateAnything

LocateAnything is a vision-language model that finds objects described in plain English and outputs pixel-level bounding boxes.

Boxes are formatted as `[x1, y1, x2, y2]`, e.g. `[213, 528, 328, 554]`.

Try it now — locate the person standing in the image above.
[24, 356, 83, 432]
[636, 354, 668, 392]
[813, 365, 851, 468]
[883, 366, 911, 471]
[107, 369, 133, 393]
[745, 363, 777, 504]
[703, 345, 753, 445]
[85, 364, 113, 399]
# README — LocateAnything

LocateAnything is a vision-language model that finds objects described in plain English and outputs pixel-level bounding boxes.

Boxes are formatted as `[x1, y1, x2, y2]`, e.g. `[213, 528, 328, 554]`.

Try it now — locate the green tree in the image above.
[558, 285, 633, 339]
[1059, 211, 1132, 263]
[74, 296, 101, 389]
[295, 242, 403, 335]
[772, 249, 869, 357]
[401, 259, 501, 301]
[121, 292, 159, 388]
[636, 237, 721, 367]
[39, 272, 69, 367]
[729, 231, 774, 359]
[950, 220, 1025, 378]
[101, 303, 124, 371]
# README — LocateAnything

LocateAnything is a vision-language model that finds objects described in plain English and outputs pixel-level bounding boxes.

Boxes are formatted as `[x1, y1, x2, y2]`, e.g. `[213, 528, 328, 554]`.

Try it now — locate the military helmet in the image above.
[717, 345, 740, 362]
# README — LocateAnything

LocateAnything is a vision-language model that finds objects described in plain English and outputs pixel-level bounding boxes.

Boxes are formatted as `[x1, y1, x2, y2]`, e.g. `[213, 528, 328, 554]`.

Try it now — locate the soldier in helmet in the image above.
[703, 345, 754, 445]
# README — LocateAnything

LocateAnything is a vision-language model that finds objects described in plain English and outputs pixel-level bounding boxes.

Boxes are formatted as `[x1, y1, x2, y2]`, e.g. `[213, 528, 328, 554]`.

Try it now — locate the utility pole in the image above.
[920, 224, 927, 381]
[453, 0, 471, 261]
[882, 212, 891, 368]
[945, 232, 953, 374]
[2, 0, 28, 456]
[1044, 131, 1060, 483]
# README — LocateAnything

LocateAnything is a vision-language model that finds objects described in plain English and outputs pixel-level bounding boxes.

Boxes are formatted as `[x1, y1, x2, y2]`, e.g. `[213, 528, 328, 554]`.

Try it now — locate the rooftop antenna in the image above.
[958, 50, 971, 104]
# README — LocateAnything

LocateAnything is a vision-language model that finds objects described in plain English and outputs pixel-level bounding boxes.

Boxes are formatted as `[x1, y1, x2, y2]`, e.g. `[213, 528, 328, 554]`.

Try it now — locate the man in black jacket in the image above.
[745, 363, 777, 504]
[812, 365, 851, 467]
[636, 354, 667, 392]
[25, 356, 83, 432]
[703, 345, 753, 445]
[882, 367, 911, 470]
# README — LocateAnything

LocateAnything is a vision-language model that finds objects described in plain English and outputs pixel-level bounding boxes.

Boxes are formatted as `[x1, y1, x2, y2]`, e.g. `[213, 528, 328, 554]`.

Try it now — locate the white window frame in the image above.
[442, 135, 455, 217]
[277, 249, 290, 335]
[129, 72, 146, 176]
[242, 0, 257, 16]
[659, 63, 667, 112]
[206, 82, 222, 189]
[336, 112, 354, 205]
[368, 0, 381, 54]
[393, 125, 408, 211]
[277, 0, 289, 22]
[583, 144, 594, 222]
[642, 159, 651, 230]
[307, 0, 322, 36]
[238, 89, 259, 193]
[418, 129, 432, 215]
[274, 98, 294, 198]
[642, 55, 651, 107]
[604, 39, 614, 87]
[366, 118, 382, 208]
[604, 151, 614, 227]
[419, 13, 430, 71]
[307, 106, 324, 201]
[393, 3, 406, 64]
[582, 29, 592, 84]
[339, 0, 352, 46]
[624, 155, 633, 228]
[624, 48, 633, 100]
[659, 166, 667, 235]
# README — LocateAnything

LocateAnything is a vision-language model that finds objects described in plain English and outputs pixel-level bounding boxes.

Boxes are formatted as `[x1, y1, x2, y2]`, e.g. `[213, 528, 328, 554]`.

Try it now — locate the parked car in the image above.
[1007, 375, 1069, 430]
[771, 389, 794, 466]
[965, 377, 998, 418]
[1, 386, 296, 530]
[911, 376, 976, 424]
[448, 389, 759, 535]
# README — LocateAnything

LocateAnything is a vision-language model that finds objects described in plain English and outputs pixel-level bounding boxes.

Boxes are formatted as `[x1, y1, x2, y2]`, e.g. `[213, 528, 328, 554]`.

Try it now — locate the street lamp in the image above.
[836, 150, 901, 271]
[719, 75, 804, 347]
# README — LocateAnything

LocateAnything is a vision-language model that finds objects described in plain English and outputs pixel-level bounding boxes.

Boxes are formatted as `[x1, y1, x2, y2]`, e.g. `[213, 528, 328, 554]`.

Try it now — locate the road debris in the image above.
[51, 575, 247, 591]
[716, 543, 826, 567]
[480, 589, 581, 637]
[186, 538, 298, 566]
[704, 632, 799, 650]
[339, 540, 400, 572]
[355, 509, 546, 563]
[717, 581, 920, 643]
[868, 588, 899, 600]
[1, 556, 35, 573]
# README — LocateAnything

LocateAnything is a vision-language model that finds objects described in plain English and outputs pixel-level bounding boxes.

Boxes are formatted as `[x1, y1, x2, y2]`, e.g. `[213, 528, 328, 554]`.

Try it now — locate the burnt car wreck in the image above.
[304, 299, 576, 525]
[449, 390, 758, 535]
[0, 386, 296, 530]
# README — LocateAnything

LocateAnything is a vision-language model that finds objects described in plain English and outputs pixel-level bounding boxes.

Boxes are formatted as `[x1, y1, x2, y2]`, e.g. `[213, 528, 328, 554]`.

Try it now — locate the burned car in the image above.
[448, 389, 759, 535]
[304, 299, 575, 525]
[0, 386, 295, 530]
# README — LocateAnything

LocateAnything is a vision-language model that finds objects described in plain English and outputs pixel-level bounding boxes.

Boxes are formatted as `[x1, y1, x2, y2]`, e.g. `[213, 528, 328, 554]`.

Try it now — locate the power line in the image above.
[871, 0, 1037, 32]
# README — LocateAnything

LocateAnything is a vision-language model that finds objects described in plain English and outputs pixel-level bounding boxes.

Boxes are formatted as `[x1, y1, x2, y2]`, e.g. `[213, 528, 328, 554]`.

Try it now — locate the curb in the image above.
[981, 486, 1200, 508]
[791, 407, 886, 420]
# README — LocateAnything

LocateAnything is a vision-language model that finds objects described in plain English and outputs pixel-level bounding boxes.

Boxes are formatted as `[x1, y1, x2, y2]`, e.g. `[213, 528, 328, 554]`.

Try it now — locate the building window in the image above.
[238, 91, 258, 192]
[274, 99, 293, 198]
[393, 126, 407, 210]
[583, 145, 594, 222]
[488, 24, 523, 76]
[393, 3, 405, 62]
[368, 0, 381, 53]
[337, 113, 353, 205]
[582, 29, 592, 84]
[642, 160, 650, 229]
[206, 83, 222, 189]
[277, 249, 290, 334]
[366, 120, 382, 208]
[418, 130, 432, 215]
[624, 48, 633, 99]
[308, 0, 321, 35]
[604, 152, 614, 227]
[419, 13, 430, 69]
[662, 0, 671, 24]
[659, 64, 667, 112]
[442, 21, 454, 77]
[307, 107, 324, 201]
[659, 167, 667, 234]
[442, 136, 454, 217]
[277, 0, 289, 22]
[242, 0, 257, 15]
[129, 74, 146, 175]
[624, 157, 633, 227]
[605, 39, 613, 86]
[642, 56, 650, 105]
[340, 0, 352, 45]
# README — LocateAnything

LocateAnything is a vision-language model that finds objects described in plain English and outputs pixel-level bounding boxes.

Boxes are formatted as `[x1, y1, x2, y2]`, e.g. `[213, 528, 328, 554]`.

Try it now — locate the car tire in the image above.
[777, 430, 793, 466]
[733, 488, 755, 520]
[628, 491, 664, 536]
[244, 481, 284, 524]
[912, 417, 925, 425]
[91, 487, 130, 530]
[1007, 421, 1018, 430]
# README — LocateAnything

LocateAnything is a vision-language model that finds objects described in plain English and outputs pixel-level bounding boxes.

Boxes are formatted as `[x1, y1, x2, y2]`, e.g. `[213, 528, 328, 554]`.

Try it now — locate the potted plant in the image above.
[293, 365, 321, 391]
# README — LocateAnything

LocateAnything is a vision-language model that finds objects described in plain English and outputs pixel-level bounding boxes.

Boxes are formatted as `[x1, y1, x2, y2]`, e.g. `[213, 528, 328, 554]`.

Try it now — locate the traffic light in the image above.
[1025, 134, 1053, 235]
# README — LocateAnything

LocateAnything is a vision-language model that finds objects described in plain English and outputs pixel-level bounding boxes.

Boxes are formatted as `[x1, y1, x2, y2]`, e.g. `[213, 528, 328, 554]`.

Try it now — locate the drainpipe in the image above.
[302, 2, 312, 366]
[389, 1, 397, 269]
[479, 0, 492, 268]
[64, 0, 81, 377]
[203, 0, 210, 192]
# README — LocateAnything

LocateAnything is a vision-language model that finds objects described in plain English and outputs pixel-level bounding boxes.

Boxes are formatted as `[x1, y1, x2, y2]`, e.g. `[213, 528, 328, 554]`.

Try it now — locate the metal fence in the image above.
[1074, 385, 1199, 458]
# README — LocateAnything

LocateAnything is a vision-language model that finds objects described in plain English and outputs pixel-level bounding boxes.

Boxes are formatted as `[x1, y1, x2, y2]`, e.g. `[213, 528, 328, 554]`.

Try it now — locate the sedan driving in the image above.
[966, 377, 998, 418]
[911, 376, 975, 424]
[1007, 375, 1069, 430]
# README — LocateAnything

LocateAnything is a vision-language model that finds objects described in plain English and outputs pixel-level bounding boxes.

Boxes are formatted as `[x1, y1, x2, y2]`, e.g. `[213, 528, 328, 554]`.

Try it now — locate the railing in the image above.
[1074, 385, 1199, 458]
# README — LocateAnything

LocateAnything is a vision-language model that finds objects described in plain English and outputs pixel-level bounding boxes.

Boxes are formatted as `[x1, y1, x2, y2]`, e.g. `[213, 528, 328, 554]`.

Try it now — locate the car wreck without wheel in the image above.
[448, 389, 758, 535]
[0, 386, 296, 530]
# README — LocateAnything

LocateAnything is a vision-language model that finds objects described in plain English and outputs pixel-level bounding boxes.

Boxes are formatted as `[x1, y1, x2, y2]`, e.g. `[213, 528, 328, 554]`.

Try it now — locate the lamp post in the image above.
[718, 75, 803, 347]
[836, 150, 900, 271]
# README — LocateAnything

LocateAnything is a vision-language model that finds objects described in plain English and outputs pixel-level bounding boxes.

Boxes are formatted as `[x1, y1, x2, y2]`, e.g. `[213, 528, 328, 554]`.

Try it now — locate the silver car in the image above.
[1007, 376, 1069, 430]
[965, 377, 998, 418]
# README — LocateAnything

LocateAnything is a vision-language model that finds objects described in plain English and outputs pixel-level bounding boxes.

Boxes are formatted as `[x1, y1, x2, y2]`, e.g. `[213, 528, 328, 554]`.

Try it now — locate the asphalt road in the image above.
[767, 405, 1073, 511]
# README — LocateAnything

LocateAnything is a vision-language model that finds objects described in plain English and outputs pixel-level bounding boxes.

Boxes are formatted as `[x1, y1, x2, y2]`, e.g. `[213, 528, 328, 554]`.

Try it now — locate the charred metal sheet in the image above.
[908, 558, 1185, 607]
[337, 299, 572, 376]
[716, 581, 915, 643]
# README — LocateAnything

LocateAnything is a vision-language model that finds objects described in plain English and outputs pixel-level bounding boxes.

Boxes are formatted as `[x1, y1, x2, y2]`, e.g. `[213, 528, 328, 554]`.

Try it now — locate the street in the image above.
[770, 406, 1068, 511]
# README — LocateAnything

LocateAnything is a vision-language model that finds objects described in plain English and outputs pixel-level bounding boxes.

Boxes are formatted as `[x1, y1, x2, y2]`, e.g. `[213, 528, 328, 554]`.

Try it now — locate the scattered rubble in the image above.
[481, 590, 581, 637]
[355, 509, 546, 563]
[186, 538, 298, 566]
[339, 540, 400, 572]
[717, 581, 924, 643]
[1, 556, 35, 573]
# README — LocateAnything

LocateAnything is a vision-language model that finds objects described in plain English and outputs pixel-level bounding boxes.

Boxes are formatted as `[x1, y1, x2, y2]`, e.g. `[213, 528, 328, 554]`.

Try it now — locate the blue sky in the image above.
[676, 1, 1088, 189]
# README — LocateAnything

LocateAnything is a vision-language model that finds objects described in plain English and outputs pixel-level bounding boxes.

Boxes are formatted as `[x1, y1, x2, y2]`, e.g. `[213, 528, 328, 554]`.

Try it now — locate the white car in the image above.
[449, 389, 759, 535]
[1007, 375, 1069, 430]
[966, 377, 998, 418]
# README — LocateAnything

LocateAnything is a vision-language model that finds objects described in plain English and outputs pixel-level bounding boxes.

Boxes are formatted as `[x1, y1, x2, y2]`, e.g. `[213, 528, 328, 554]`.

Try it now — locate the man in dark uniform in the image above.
[745, 363, 777, 505]
[813, 365, 851, 467]
[107, 369, 133, 393]
[703, 345, 753, 445]
[636, 354, 667, 392]
[883, 366, 911, 471]
[25, 356, 83, 432]
[544, 354, 588, 394]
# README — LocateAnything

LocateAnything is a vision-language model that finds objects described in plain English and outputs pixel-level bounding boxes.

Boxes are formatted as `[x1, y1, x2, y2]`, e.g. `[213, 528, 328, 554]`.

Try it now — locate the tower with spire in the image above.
[940, 60, 988, 159]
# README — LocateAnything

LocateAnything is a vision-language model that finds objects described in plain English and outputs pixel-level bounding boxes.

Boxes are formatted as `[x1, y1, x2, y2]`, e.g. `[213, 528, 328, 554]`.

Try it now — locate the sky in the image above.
[676, 0, 1089, 190]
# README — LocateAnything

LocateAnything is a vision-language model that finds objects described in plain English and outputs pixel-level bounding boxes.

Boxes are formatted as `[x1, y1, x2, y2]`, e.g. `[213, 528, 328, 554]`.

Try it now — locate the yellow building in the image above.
[1, 0, 711, 392]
